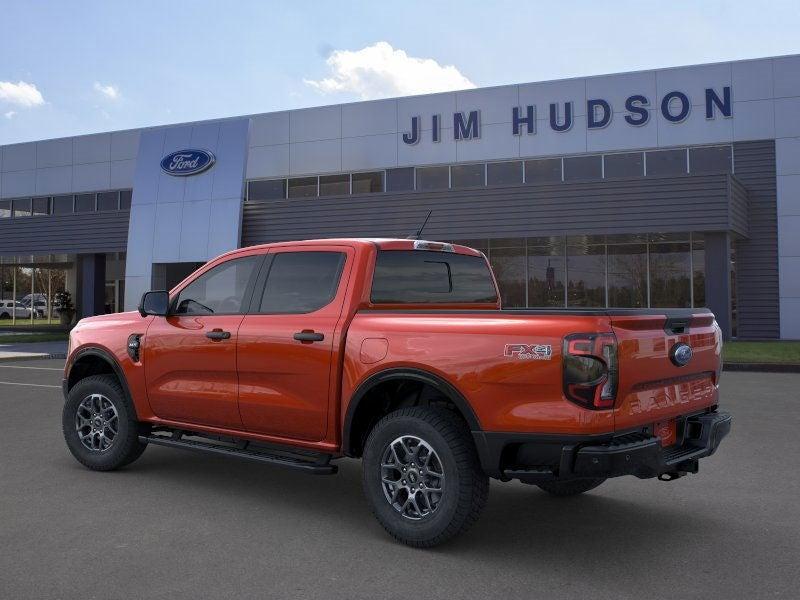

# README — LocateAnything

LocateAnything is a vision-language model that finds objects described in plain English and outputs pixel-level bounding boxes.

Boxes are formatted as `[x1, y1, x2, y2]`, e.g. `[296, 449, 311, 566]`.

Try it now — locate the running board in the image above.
[139, 432, 338, 475]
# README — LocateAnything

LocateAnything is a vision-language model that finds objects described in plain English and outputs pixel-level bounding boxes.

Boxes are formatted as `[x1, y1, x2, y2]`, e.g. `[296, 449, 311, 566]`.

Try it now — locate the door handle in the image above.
[293, 331, 324, 342]
[206, 329, 231, 340]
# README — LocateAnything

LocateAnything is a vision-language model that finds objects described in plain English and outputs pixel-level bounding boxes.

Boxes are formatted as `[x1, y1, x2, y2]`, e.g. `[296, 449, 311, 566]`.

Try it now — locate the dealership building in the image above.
[1, 54, 799, 339]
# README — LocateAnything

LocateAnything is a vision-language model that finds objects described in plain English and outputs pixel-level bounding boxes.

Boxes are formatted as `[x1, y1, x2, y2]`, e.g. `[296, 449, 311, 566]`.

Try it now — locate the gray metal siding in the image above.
[243, 174, 741, 245]
[0, 211, 129, 256]
[728, 176, 750, 238]
[732, 140, 779, 339]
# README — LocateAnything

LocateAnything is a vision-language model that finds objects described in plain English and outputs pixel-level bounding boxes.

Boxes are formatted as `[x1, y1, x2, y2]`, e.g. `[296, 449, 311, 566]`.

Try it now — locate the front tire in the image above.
[362, 407, 489, 548]
[536, 478, 606, 497]
[62, 374, 147, 471]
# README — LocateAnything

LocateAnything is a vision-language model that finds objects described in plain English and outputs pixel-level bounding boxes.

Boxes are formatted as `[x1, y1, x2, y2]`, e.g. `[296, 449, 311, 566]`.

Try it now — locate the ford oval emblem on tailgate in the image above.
[160, 149, 215, 176]
[670, 342, 693, 367]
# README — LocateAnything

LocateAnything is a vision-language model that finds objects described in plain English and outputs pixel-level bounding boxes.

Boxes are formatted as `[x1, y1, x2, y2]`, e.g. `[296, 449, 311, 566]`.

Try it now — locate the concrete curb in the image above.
[723, 362, 800, 373]
[0, 353, 67, 363]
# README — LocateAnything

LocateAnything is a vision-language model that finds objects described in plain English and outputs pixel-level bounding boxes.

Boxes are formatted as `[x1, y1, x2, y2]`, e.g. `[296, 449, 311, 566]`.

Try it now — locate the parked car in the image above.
[61, 238, 731, 547]
[21, 294, 48, 318]
[0, 300, 32, 319]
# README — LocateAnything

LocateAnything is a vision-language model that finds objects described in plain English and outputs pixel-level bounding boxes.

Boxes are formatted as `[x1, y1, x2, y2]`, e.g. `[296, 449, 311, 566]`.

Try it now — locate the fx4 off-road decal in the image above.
[504, 343, 552, 360]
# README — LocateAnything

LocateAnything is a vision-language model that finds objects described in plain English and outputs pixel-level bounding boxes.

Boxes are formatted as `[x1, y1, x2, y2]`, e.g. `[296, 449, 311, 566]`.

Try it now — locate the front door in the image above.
[144, 254, 263, 429]
[237, 246, 352, 441]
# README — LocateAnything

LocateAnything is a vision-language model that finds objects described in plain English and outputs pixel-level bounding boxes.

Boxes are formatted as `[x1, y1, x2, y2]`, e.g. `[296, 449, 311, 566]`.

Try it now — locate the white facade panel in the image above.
[397, 129, 457, 166]
[519, 117, 588, 157]
[732, 99, 776, 141]
[655, 62, 732, 108]
[342, 99, 397, 137]
[110, 130, 140, 161]
[211, 119, 249, 200]
[1, 142, 36, 172]
[777, 175, 800, 216]
[179, 200, 211, 261]
[732, 58, 774, 102]
[152, 202, 182, 262]
[779, 256, 800, 298]
[250, 111, 290, 147]
[656, 107, 733, 147]
[35, 166, 71, 195]
[455, 122, 519, 162]
[776, 137, 800, 175]
[1, 169, 35, 197]
[36, 138, 73, 168]
[290, 138, 342, 174]
[774, 97, 800, 139]
[773, 54, 800, 98]
[130, 129, 165, 205]
[73, 133, 111, 165]
[519, 78, 588, 117]
[246, 144, 290, 179]
[586, 109, 658, 152]
[72, 162, 110, 192]
[189, 122, 221, 151]
[208, 197, 243, 258]
[780, 298, 800, 339]
[778, 215, 800, 257]
[110, 159, 136, 188]
[124, 203, 157, 278]
[341, 134, 398, 171]
[456, 86, 517, 126]
[290, 105, 341, 142]
[397, 93, 457, 132]
[586, 71, 657, 114]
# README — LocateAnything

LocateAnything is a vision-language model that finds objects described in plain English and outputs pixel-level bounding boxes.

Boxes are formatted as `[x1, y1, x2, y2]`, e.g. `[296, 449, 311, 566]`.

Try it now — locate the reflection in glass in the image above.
[608, 244, 647, 307]
[567, 242, 605, 307]
[649, 242, 691, 307]
[528, 239, 565, 307]
[693, 236, 706, 307]
[489, 245, 525, 308]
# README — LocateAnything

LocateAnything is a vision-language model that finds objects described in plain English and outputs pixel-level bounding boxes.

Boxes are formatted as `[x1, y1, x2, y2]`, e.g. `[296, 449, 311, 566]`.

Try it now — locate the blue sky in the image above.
[1, 0, 799, 144]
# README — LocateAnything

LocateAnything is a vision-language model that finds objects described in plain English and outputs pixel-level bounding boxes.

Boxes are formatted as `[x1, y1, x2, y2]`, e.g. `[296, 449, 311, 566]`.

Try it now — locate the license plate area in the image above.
[654, 419, 677, 447]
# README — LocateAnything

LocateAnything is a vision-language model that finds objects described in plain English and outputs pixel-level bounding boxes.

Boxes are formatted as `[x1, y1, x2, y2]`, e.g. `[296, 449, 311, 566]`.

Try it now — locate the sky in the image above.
[1, 0, 799, 145]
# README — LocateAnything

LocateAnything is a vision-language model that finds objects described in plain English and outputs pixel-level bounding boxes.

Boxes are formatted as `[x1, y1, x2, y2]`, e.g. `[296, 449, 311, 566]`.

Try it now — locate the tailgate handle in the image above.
[664, 318, 690, 335]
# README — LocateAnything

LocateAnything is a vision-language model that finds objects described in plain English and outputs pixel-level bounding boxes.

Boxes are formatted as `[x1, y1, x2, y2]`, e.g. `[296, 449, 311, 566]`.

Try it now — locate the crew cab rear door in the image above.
[237, 245, 353, 442]
[610, 310, 722, 434]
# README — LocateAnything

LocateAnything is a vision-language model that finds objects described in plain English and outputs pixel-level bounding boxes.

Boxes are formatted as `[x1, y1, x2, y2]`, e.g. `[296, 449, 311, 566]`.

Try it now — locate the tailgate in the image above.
[610, 310, 722, 434]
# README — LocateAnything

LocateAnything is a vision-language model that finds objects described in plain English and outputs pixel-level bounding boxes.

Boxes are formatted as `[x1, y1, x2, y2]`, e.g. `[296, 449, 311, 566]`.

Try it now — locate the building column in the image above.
[704, 232, 732, 340]
[78, 254, 107, 318]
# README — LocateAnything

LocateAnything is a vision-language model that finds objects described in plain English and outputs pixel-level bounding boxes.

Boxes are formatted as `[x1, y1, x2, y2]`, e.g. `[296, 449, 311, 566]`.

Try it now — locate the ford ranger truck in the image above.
[62, 238, 731, 547]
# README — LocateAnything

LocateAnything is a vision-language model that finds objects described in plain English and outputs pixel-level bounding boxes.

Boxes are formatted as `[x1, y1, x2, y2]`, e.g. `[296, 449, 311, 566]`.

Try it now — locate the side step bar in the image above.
[139, 431, 338, 475]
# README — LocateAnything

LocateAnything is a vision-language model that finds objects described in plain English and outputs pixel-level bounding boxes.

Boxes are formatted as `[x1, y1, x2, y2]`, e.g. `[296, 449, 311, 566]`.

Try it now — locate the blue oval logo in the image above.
[670, 343, 693, 367]
[160, 149, 215, 176]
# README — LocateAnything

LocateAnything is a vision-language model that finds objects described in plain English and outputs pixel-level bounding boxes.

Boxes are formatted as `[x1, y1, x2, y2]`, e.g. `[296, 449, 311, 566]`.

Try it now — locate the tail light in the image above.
[562, 333, 618, 409]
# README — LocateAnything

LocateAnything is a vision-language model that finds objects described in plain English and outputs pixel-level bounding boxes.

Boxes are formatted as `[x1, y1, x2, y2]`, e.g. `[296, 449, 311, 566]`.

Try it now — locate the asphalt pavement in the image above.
[0, 360, 798, 600]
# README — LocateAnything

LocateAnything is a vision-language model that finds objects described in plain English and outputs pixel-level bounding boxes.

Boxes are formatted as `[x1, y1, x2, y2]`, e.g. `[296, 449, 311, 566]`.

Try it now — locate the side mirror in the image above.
[139, 290, 170, 317]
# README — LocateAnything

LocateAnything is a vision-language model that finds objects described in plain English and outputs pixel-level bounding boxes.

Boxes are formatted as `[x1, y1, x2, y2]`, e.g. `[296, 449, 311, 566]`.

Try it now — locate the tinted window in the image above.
[319, 174, 350, 196]
[690, 145, 732, 173]
[451, 163, 485, 188]
[75, 194, 96, 212]
[119, 190, 132, 210]
[174, 255, 260, 315]
[646, 149, 687, 176]
[352, 171, 384, 194]
[386, 167, 415, 192]
[32, 197, 50, 215]
[52, 195, 73, 214]
[604, 152, 644, 178]
[98, 192, 119, 211]
[563, 155, 602, 181]
[259, 252, 345, 313]
[525, 158, 562, 183]
[487, 161, 523, 186]
[0, 200, 10, 218]
[13, 198, 31, 217]
[249, 179, 286, 201]
[288, 177, 317, 198]
[416, 166, 449, 191]
[371, 250, 497, 304]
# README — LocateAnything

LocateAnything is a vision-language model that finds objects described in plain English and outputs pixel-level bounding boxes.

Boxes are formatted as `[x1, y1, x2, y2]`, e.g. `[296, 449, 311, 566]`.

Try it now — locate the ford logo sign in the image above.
[670, 342, 693, 367]
[160, 149, 215, 176]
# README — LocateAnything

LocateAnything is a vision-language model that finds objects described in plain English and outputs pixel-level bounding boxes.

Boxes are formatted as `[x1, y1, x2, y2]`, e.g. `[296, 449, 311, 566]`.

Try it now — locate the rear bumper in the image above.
[472, 410, 732, 482]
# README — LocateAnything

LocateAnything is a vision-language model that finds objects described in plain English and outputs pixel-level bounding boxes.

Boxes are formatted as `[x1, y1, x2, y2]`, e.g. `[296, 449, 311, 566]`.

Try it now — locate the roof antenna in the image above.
[406, 210, 433, 240]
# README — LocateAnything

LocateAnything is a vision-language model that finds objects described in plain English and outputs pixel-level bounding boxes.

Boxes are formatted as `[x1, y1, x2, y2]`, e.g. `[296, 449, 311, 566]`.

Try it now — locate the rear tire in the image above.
[362, 407, 489, 548]
[536, 478, 606, 497]
[62, 374, 148, 471]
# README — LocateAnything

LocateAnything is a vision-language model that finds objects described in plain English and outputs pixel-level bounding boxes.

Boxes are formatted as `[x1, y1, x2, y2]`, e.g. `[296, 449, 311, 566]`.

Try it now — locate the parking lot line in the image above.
[0, 381, 61, 389]
[0, 365, 63, 371]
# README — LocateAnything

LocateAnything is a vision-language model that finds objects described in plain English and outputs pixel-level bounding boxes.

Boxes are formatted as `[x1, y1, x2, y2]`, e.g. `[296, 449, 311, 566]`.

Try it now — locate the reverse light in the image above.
[563, 333, 618, 410]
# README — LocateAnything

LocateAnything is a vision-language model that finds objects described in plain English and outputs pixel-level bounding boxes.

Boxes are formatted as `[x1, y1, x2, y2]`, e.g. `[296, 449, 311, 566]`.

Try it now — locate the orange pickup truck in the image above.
[62, 238, 731, 547]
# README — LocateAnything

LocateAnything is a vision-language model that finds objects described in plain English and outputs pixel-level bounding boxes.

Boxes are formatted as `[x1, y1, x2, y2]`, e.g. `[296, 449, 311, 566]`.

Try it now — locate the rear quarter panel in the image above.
[342, 311, 615, 435]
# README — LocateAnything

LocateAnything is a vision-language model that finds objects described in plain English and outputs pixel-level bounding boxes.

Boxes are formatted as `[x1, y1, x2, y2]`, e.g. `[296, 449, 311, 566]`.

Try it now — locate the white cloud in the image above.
[0, 81, 44, 107]
[4, 110, 16, 119]
[93, 82, 121, 100]
[304, 41, 475, 100]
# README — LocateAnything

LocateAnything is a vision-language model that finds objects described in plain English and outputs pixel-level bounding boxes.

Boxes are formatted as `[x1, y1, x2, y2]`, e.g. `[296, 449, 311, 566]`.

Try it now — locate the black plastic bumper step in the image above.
[140, 432, 338, 475]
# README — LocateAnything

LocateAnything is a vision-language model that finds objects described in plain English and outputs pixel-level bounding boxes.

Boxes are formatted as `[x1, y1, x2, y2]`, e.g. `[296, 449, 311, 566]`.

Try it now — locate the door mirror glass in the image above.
[139, 290, 170, 317]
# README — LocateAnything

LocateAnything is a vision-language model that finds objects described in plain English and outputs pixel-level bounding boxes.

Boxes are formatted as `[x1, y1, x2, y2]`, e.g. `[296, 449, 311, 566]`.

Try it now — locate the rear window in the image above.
[371, 250, 497, 304]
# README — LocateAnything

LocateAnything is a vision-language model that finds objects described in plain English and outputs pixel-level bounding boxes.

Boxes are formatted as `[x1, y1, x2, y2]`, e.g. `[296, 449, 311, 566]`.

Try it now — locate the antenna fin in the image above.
[406, 210, 433, 240]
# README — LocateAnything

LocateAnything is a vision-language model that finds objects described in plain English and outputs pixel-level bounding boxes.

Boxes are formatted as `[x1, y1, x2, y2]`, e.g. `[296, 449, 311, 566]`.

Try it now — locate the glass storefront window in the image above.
[488, 240, 526, 308]
[0, 200, 10, 218]
[563, 155, 602, 181]
[693, 235, 706, 307]
[13, 198, 32, 217]
[319, 174, 350, 196]
[287, 177, 318, 198]
[567, 240, 606, 307]
[646, 149, 687, 177]
[74, 194, 96, 212]
[32, 197, 50, 216]
[649, 242, 691, 307]
[487, 161, 523, 186]
[528, 238, 566, 307]
[416, 166, 449, 191]
[608, 243, 647, 307]
[525, 158, 562, 184]
[386, 167, 415, 192]
[451, 163, 485, 188]
[97, 191, 120, 211]
[249, 179, 286, 201]
[120, 190, 133, 210]
[52, 195, 74, 214]
[690, 146, 732, 174]
[604, 152, 644, 178]
[352, 172, 384, 194]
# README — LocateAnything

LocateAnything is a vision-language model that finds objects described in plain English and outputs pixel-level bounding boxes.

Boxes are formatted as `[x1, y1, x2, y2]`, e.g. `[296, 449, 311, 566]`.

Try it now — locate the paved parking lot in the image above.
[0, 359, 798, 600]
